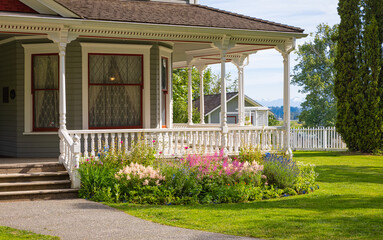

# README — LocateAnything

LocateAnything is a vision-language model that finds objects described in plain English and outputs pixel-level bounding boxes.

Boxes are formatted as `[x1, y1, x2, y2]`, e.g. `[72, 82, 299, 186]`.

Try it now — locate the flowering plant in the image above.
[116, 163, 165, 186]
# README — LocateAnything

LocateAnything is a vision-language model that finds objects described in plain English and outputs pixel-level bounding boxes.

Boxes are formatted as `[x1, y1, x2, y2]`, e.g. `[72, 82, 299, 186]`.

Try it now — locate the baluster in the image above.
[180, 131, 185, 155]
[90, 134, 95, 157]
[208, 131, 213, 153]
[95, 133, 101, 154]
[104, 133, 109, 150]
[174, 132, 179, 156]
[117, 133, 122, 151]
[203, 131, 208, 154]
[110, 133, 115, 152]
[215, 131, 219, 152]
[168, 131, 173, 156]
[83, 134, 88, 157]
[192, 131, 196, 154]
[130, 133, 135, 151]
[124, 133, 128, 152]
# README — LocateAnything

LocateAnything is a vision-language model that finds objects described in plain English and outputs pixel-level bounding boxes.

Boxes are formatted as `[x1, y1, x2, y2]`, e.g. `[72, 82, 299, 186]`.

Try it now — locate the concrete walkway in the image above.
[0, 199, 259, 240]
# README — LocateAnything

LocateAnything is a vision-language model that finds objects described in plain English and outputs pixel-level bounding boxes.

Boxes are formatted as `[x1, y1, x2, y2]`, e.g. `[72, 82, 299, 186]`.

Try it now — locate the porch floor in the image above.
[0, 157, 58, 165]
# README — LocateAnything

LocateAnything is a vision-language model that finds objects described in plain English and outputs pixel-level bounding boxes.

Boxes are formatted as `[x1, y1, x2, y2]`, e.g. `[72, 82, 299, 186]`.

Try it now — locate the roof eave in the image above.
[0, 13, 307, 39]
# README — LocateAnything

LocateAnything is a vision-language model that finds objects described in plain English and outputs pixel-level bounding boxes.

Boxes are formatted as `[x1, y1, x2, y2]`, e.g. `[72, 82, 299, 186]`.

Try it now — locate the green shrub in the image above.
[263, 153, 299, 189]
[238, 145, 263, 163]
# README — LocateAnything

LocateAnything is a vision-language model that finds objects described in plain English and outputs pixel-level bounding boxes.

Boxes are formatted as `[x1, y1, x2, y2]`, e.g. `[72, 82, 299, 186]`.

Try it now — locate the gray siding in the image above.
[1, 38, 165, 157]
[14, 41, 60, 158]
[0, 42, 17, 157]
[150, 43, 160, 128]
[66, 41, 82, 130]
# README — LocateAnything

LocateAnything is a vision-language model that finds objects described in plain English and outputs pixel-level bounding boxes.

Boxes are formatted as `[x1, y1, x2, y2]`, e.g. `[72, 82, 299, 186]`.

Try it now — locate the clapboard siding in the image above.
[12, 41, 60, 158]
[66, 41, 82, 130]
[0, 42, 17, 157]
[150, 43, 160, 128]
[1, 38, 164, 157]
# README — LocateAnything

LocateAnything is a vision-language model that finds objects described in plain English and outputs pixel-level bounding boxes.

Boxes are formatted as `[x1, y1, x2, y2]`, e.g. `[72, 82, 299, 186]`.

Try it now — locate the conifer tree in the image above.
[335, 0, 383, 152]
[334, 0, 361, 151]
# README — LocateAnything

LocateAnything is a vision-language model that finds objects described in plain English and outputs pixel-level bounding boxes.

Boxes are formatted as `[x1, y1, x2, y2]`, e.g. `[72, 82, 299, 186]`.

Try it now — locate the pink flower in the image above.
[261, 175, 267, 179]
[86, 159, 89, 162]
[159, 152, 163, 154]
[120, 141, 123, 144]
[185, 147, 188, 150]
[153, 140, 156, 143]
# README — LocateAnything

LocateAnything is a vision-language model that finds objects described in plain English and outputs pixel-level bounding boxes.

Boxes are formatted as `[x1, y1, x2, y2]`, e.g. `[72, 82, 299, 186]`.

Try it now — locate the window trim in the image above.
[80, 43, 152, 129]
[22, 43, 60, 134]
[32, 53, 60, 132]
[159, 46, 173, 129]
[87, 53, 144, 129]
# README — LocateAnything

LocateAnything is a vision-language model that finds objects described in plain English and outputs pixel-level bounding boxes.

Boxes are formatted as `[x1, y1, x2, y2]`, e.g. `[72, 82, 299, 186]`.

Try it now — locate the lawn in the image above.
[108, 151, 383, 240]
[0, 226, 59, 240]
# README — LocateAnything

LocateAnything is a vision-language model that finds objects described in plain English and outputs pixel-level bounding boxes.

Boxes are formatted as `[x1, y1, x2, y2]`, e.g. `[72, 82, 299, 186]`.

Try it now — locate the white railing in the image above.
[59, 129, 81, 188]
[290, 127, 347, 150]
[65, 126, 283, 158]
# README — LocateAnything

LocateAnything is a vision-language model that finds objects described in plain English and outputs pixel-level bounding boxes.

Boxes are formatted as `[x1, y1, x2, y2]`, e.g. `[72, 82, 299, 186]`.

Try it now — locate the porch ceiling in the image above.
[172, 42, 273, 69]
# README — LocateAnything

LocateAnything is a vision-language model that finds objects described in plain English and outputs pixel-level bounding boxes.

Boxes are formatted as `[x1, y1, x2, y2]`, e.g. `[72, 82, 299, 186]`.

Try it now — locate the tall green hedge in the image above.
[335, 0, 383, 152]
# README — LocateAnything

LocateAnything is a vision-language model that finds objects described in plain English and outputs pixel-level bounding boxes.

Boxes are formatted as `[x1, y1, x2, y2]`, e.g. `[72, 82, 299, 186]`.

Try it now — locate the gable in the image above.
[0, 0, 37, 13]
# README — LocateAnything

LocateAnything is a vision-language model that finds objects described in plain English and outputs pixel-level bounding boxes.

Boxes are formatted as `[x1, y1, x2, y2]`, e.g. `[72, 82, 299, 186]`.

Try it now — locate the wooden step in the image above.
[0, 171, 69, 183]
[0, 189, 79, 201]
[0, 180, 71, 192]
[0, 162, 65, 174]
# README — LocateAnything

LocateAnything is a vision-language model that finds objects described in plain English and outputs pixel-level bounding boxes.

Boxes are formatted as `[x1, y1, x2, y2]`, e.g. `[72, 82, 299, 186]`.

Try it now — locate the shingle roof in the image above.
[53, 0, 304, 33]
[194, 92, 239, 115]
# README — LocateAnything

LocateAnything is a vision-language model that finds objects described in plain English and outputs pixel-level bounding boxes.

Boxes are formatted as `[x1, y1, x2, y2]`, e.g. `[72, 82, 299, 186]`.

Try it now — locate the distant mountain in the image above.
[268, 106, 302, 121]
[256, 98, 303, 108]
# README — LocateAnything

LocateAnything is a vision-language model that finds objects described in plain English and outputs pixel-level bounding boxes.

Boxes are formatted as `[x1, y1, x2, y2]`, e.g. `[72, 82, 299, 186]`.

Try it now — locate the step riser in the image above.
[0, 192, 78, 201]
[0, 166, 66, 174]
[0, 175, 70, 183]
[0, 183, 71, 192]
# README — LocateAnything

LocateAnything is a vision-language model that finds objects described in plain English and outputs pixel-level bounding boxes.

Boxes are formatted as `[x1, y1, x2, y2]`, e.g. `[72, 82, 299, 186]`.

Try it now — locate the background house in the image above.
[194, 92, 269, 126]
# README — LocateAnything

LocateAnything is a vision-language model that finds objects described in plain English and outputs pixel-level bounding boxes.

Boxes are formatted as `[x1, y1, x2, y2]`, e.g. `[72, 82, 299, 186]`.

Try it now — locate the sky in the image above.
[201, 0, 340, 106]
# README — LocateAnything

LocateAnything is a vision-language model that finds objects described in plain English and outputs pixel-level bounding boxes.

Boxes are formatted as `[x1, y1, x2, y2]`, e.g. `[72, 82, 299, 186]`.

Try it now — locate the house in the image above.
[194, 92, 270, 126]
[0, 0, 306, 187]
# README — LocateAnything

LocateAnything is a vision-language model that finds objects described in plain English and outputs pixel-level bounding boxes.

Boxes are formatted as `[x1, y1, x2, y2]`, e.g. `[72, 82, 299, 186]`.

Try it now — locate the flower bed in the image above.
[78, 142, 319, 204]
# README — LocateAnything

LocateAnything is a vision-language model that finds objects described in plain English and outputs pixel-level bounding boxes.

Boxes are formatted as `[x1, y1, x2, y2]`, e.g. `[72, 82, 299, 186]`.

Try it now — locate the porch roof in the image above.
[53, 0, 304, 33]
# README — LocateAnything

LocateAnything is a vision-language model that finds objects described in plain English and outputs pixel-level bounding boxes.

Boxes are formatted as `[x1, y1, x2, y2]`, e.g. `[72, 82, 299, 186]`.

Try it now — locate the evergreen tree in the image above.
[335, 0, 383, 152]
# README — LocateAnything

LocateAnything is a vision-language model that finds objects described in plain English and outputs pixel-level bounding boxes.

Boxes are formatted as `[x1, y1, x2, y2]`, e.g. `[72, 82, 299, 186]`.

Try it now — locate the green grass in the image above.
[0, 226, 59, 240]
[107, 151, 383, 240]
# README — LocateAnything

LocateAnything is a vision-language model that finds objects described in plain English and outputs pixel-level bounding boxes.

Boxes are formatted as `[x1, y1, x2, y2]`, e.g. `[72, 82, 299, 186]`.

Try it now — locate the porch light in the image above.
[109, 76, 116, 81]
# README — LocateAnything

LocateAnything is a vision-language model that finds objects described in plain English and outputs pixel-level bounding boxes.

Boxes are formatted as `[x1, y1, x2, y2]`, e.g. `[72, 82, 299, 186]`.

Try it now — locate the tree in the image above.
[172, 67, 236, 123]
[335, 0, 383, 152]
[292, 24, 338, 127]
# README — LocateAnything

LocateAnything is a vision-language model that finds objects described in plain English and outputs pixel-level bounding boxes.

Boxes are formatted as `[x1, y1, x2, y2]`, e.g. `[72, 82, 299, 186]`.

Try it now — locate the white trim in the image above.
[19, 0, 57, 15]
[80, 43, 152, 129]
[27, 0, 79, 18]
[22, 43, 60, 133]
[0, 36, 47, 45]
[159, 46, 173, 129]
[23, 132, 58, 135]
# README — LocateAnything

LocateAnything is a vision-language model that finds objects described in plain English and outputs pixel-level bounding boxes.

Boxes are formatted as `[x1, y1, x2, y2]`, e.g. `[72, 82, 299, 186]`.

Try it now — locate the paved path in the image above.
[0, 199, 259, 240]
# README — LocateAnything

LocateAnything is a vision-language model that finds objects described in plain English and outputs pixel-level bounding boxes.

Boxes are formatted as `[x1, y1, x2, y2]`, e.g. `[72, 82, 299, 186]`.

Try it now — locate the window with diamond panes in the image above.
[88, 54, 143, 128]
[32, 54, 59, 131]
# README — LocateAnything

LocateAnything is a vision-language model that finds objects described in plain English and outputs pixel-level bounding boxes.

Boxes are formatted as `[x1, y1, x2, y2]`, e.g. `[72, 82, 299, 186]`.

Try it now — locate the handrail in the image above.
[59, 129, 81, 188]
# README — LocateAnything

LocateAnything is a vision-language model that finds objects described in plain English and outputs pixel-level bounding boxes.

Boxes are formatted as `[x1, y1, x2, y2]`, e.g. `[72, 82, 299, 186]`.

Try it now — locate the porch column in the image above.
[187, 65, 193, 125]
[58, 43, 67, 131]
[276, 39, 295, 156]
[282, 52, 292, 155]
[196, 64, 207, 124]
[232, 54, 249, 126]
[220, 50, 228, 150]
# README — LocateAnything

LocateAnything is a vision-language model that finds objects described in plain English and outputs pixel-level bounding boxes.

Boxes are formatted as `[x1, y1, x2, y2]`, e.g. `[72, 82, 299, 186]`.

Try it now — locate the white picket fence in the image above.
[290, 127, 347, 150]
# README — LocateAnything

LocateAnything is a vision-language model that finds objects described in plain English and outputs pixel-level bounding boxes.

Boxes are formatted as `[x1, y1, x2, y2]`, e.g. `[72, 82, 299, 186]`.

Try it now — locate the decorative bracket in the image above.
[211, 35, 236, 53]
[47, 26, 79, 52]
[275, 37, 296, 60]
[231, 53, 250, 69]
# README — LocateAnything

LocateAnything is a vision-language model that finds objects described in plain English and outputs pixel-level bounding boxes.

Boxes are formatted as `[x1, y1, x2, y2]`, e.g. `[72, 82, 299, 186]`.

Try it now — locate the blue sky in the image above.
[202, 0, 340, 106]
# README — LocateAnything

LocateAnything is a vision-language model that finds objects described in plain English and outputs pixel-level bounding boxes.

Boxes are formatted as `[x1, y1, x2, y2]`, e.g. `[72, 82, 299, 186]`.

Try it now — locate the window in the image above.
[88, 54, 143, 129]
[161, 57, 168, 128]
[32, 54, 59, 131]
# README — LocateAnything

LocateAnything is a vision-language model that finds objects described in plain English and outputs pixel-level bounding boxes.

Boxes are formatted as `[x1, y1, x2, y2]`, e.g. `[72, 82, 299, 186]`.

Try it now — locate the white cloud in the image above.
[201, 0, 340, 104]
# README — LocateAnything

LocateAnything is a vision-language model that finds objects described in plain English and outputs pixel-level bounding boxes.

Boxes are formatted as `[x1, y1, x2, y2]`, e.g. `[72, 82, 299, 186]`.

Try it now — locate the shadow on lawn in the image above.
[315, 165, 383, 183]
